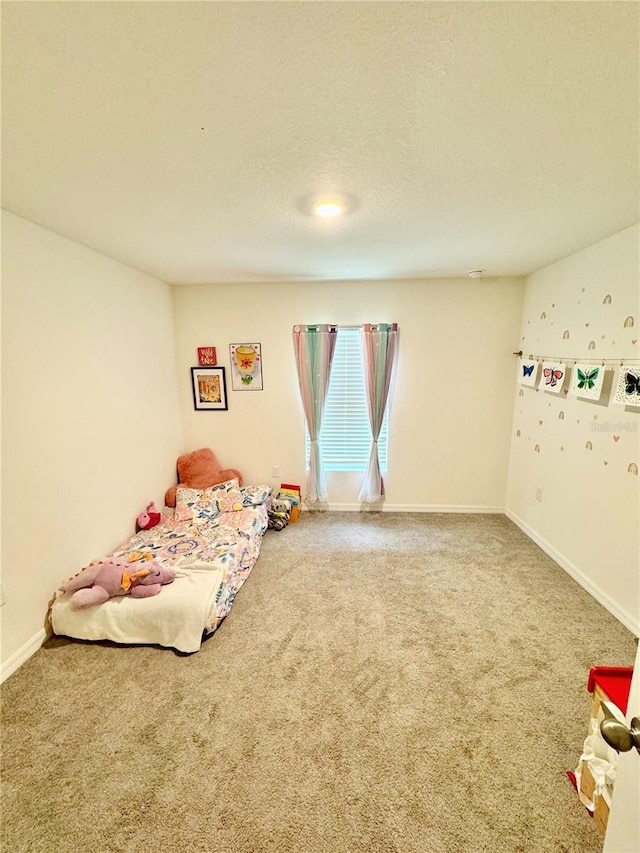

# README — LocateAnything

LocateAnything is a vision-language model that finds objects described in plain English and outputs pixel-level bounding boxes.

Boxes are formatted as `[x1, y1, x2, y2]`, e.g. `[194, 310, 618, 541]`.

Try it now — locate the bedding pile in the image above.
[50, 482, 271, 653]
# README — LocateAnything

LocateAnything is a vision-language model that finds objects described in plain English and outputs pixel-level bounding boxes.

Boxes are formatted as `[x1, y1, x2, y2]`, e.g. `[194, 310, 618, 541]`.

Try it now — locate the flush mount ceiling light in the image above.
[298, 193, 356, 219]
[467, 269, 485, 279]
[310, 195, 348, 218]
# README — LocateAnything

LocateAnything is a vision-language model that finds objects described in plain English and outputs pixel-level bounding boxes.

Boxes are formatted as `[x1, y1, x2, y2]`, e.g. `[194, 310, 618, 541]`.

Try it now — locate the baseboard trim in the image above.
[325, 503, 504, 513]
[505, 508, 640, 638]
[1, 629, 47, 683]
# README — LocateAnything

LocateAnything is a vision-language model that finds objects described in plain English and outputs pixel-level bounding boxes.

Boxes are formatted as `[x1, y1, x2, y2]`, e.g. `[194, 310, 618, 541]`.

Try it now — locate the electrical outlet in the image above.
[272, 465, 280, 479]
[536, 486, 543, 503]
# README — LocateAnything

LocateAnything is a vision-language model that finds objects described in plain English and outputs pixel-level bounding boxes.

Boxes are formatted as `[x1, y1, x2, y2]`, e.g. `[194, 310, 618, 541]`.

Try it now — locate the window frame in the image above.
[305, 327, 389, 472]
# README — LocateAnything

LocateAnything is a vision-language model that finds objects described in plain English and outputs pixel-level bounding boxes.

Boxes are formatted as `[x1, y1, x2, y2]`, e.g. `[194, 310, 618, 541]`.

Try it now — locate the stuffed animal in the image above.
[136, 501, 162, 531]
[164, 448, 243, 508]
[59, 559, 176, 609]
[267, 497, 292, 531]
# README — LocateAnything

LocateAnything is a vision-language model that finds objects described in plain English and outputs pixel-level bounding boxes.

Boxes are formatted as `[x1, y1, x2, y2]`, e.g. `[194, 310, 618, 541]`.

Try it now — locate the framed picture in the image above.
[197, 346, 217, 366]
[191, 366, 228, 410]
[229, 342, 263, 390]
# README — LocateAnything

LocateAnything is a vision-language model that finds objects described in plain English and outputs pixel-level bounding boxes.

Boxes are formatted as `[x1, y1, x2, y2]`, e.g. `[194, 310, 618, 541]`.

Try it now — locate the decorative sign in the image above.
[229, 343, 263, 390]
[519, 358, 539, 388]
[197, 347, 217, 366]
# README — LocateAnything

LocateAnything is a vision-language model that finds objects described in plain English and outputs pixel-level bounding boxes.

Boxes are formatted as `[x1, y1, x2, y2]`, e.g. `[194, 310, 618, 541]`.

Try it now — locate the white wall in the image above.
[173, 277, 523, 509]
[2, 212, 636, 675]
[1, 212, 184, 671]
[506, 225, 640, 635]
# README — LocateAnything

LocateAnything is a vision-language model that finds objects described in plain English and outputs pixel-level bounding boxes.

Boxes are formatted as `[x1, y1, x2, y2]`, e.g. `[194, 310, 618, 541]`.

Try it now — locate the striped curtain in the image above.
[292, 324, 338, 504]
[358, 323, 399, 503]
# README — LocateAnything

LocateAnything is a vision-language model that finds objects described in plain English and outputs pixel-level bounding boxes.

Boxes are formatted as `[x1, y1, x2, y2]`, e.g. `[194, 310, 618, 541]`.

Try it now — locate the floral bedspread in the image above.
[105, 504, 268, 636]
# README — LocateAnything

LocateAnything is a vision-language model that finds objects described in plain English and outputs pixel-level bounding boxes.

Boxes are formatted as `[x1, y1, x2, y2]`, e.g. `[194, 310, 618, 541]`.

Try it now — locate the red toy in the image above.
[136, 501, 162, 532]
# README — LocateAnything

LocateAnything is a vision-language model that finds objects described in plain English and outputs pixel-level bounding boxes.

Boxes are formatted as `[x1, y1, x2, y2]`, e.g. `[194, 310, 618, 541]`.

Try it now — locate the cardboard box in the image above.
[593, 791, 610, 836]
[577, 666, 632, 836]
[578, 760, 596, 803]
[589, 683, 611, 724]
[578, 762, 610, 835]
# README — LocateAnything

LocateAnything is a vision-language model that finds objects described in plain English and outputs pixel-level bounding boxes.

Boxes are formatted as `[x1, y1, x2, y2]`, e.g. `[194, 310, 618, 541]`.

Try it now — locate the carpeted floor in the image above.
[1, 512, 636, 853]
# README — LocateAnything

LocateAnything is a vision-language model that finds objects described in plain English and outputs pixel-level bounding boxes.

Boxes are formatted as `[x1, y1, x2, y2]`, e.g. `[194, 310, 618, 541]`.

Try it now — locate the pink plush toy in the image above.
[59, 559, 176, 609]
[137, 501, 161, 532]
[164, 448, 243, 508]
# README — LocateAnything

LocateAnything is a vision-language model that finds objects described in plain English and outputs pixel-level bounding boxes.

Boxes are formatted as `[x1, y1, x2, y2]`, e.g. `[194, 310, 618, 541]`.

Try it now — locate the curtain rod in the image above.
[512, 350, 639, 365]
[296, 324, 398, 330]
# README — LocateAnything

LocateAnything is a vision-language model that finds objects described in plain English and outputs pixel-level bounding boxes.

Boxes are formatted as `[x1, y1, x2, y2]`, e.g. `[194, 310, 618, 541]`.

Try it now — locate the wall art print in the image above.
[614, 364, 640, 406]
[191, 366, 228, 410]
[197, 346, 217, 366]
[519, 358, 539, 388]
[570, 363, 606, 401]
[541, 361, 566, 395]
[229, 343, 263, 390]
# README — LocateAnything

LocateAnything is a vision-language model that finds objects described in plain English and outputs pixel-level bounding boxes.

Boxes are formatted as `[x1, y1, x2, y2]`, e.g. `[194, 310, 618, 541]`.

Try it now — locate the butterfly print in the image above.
[625, 372, 640, 395]
[522, 364, 535, 377]
[577, 367, 599, 390]
[543, 368, 564, 386]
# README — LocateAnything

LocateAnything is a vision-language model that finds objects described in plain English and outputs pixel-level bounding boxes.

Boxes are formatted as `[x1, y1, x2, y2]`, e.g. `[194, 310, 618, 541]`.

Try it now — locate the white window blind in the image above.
[305, 328, 388, 472]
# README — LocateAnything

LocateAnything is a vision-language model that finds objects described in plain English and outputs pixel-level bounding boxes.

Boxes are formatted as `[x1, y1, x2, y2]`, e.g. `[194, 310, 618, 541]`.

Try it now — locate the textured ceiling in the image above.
[2, 2, 638, 285]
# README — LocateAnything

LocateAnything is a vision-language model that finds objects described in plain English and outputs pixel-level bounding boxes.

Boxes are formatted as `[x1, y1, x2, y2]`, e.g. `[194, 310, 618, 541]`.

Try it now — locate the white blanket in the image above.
[50, 565, 225, 654]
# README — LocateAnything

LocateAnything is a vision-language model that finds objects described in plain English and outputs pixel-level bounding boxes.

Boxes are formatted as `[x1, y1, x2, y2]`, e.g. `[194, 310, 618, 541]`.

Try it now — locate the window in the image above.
[305, 328, 388, 472]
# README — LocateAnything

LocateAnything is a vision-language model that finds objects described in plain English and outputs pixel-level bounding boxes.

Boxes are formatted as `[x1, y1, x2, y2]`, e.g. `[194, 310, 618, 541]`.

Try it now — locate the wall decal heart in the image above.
[613, 435, 620, 442]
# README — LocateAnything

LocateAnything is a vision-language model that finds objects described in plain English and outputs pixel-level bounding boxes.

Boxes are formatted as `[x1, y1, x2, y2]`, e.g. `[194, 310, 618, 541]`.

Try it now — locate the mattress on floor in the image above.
[50, 503, 268, 653]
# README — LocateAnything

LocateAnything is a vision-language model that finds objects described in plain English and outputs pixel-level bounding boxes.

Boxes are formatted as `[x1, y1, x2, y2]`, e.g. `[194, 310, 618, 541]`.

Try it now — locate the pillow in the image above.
[175, 480, 240, 524]
[213, 490, 245, 514]
[240, 485, 273, 507]
[164, 448, 243, 508]
[208, 478, 240, 493]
